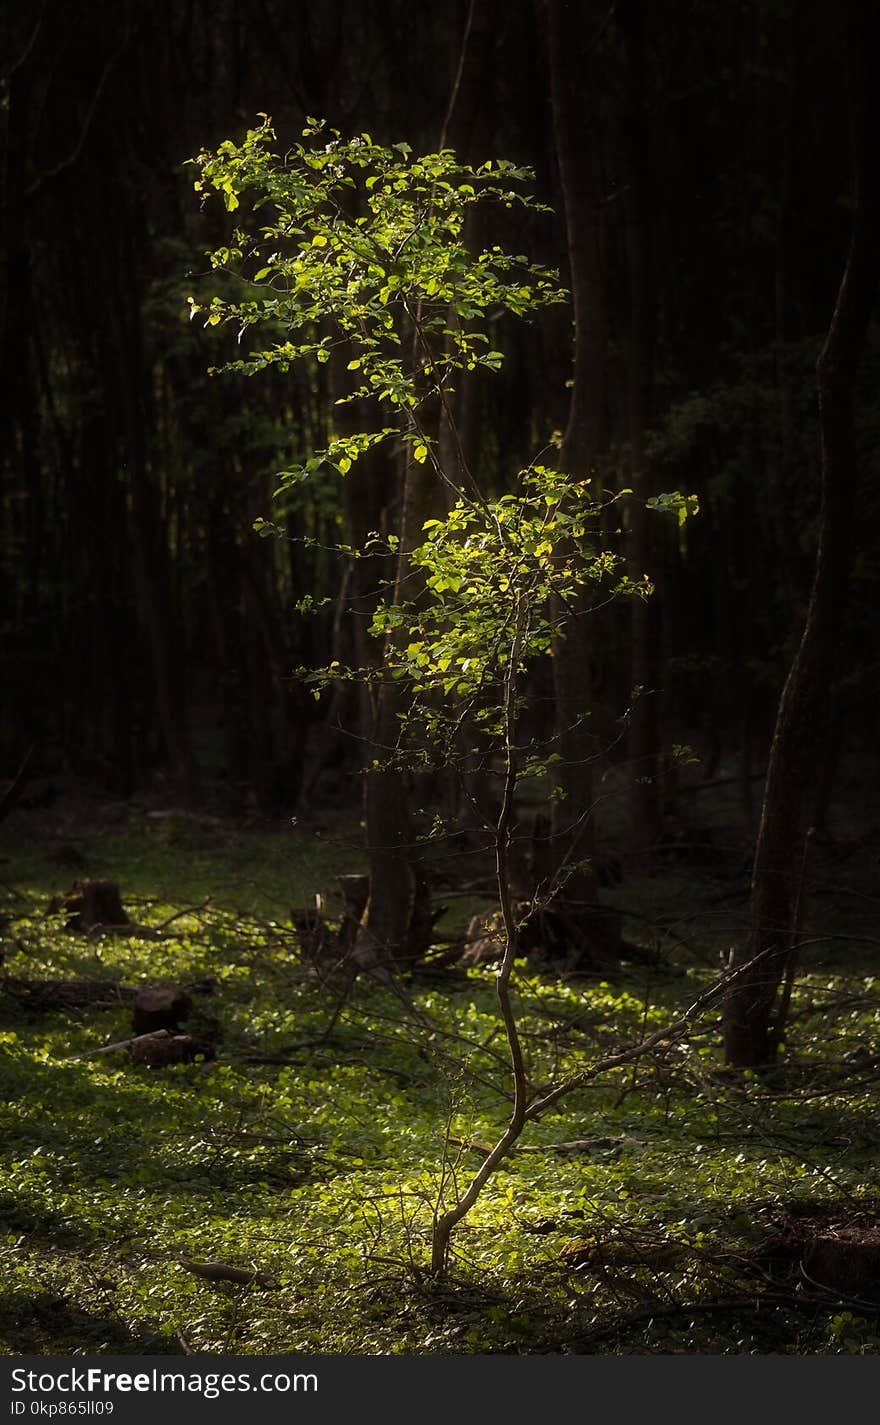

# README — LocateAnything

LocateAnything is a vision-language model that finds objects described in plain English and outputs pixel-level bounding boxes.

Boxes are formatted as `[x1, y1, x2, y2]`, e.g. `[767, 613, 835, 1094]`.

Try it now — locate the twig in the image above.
[156, 900, 212, 931]
[5, 6, 46, 79]
[26, 20, 131, 197]
[437, 0, 477, 153]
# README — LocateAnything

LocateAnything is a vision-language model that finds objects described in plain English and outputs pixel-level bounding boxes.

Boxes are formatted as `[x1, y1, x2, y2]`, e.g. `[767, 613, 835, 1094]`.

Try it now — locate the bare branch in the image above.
[26, 17, 130, 198]
[3, 6, 46, 81]
[525, 947, 776, 1122]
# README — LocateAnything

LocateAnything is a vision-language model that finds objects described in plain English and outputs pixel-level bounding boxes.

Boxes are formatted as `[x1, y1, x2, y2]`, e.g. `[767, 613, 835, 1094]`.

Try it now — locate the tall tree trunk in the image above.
[107, 267, 200, 803]
[619, 0, 661, 869]
[723, 5, 880, 1067]
[357, 1, 498, 966]
[544, 0, 608, 891]
[354, 441, 437, 969]
[326, 341, 428, 968]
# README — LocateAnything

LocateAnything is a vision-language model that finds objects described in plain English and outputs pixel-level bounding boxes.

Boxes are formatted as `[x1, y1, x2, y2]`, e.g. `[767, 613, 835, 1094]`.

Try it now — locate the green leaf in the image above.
[413, 442, 428, 464]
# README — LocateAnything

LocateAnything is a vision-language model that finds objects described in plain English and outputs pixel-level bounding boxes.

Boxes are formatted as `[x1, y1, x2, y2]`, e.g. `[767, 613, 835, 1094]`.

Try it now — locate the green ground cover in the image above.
[2, 794, 879, 1355]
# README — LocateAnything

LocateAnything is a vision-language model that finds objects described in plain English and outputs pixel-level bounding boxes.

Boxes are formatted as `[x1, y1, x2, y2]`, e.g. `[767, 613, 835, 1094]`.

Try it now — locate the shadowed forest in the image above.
[2, 0, 880, 1356]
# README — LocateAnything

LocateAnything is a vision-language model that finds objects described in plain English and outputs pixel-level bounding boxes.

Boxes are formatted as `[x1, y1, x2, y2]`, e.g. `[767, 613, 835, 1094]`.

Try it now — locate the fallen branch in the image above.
[64, 1030, 172, 1062]
[176, 1330, 195, 1356]
[449, 1134, 644, 1157]
[2, 976, 137, 1011]
[179, 1259, 276, 1289]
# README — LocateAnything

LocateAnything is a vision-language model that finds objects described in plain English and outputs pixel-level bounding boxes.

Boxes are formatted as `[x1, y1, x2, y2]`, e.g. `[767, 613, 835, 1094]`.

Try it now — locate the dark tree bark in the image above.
[353, 435, 444, 970]
[543, 0, 609, 892]
[324, 339, 429, 968]
[723, 5, 880, 1067]
[105, 264, 200, 803]
[618, 0, 662, 869]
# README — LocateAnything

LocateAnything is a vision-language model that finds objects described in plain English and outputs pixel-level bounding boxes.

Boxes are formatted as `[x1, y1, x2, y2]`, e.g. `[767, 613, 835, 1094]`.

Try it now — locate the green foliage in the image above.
[189, 116, 564, 486]
[365, 469, 649, 759]
[646, 490, 700, 527]
[2, 812, 880, 1353]
[188, 118, 680, 780]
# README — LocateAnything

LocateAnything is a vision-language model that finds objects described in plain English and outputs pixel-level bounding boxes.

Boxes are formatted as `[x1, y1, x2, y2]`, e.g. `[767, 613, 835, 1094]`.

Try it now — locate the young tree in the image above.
[189, 116, 569, 969]
[188, 115, 693, 1271]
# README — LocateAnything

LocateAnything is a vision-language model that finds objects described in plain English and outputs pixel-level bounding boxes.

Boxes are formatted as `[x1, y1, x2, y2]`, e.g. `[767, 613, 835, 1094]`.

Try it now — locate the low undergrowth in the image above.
[1, 796, 879, 1355]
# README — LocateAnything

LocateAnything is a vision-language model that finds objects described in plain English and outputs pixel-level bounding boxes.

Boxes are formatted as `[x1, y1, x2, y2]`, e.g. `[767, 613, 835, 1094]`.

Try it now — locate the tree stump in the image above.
[462, 899, 623, 972]
[336, 873, 370, 957]
[801, 1231, 880, 1299]
[337, 873, 370, 922]
[132, 986, 193, 1035]
[49, 879, 130, 931]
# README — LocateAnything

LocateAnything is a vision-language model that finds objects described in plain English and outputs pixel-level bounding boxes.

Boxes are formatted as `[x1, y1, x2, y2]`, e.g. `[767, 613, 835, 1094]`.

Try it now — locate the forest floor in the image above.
[1, 777, 880, 1355]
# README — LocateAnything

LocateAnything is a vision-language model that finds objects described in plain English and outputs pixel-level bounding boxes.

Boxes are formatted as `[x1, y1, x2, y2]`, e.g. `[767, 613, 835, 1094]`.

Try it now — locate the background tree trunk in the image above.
[619, 0, 661, 870]
[723, 5, 880, 1067]
[544, 0, 608, 894]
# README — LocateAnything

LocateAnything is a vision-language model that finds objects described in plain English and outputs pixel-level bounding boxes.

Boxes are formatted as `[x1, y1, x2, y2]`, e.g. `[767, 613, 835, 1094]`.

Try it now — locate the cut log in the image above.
[129, 1032, 213, 1067]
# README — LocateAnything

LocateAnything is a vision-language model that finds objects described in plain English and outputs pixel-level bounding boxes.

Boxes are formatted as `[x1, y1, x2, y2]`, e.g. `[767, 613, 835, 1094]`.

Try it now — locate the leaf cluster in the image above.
[188, 116, 565, 487]
[365, 469, 649, 756]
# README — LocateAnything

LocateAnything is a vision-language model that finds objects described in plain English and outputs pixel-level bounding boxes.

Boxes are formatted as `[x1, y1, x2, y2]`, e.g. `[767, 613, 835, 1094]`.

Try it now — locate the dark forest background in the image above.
[2, 0, 878, 826]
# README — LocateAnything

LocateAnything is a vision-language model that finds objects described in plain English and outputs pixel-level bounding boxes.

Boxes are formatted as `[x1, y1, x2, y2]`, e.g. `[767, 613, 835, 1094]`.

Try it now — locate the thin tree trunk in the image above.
[430, 595, 528, 1275]
[723, 6, 880, 1066]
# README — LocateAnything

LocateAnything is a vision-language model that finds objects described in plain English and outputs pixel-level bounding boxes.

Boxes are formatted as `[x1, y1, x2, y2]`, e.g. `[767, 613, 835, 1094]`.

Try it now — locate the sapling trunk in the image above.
[430, 594, 528, 1276]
